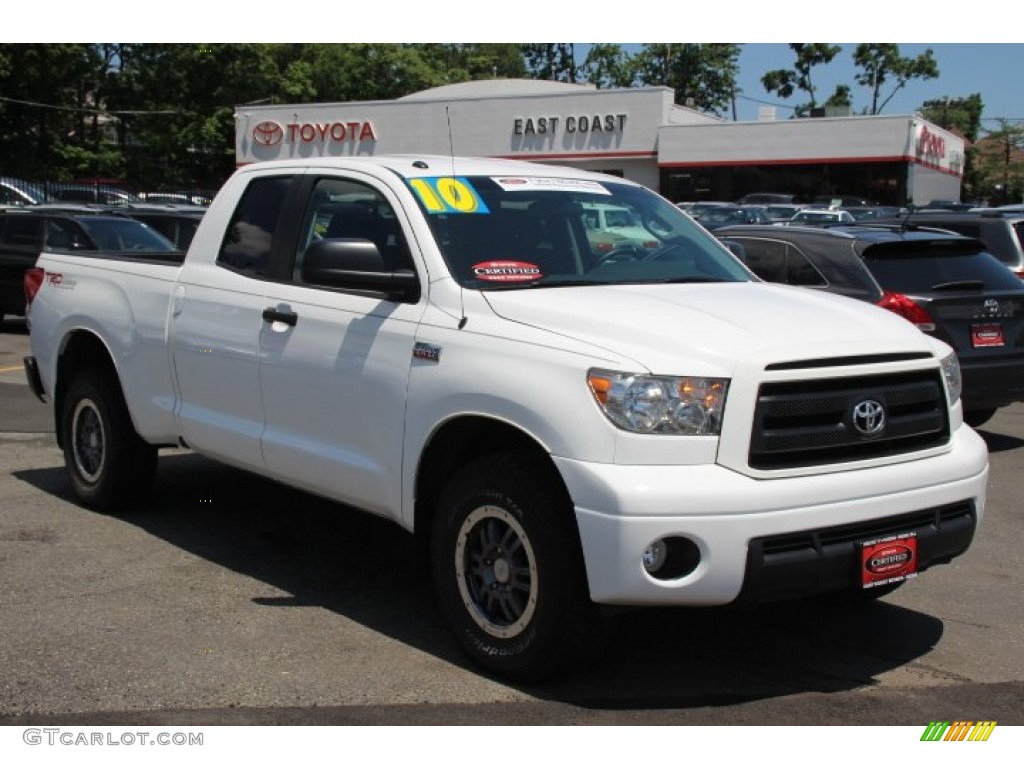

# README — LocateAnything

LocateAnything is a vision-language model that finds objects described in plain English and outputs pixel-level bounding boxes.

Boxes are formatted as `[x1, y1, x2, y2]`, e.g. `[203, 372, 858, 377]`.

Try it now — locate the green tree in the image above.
[634, 44, 740, 115]
[579, 44, 638, 89]
[975, 119, 1024, 205]
[853, 44, 939, 115]
[918, 94, 985, 200]
[0, 44, 115, 180]
[919, 93, 984, 142]
[522, 44, 579, 83]
[761, 43, 844, 116]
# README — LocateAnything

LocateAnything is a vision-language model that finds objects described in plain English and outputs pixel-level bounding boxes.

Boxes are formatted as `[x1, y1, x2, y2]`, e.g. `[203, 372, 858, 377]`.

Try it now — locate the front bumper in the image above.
[556, 425, 989, 606]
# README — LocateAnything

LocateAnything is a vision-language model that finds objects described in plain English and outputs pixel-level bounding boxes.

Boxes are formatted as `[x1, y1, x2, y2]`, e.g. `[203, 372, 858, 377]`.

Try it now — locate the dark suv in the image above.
[715, 224, 1024, 427]
[0, 210, 177, 322]
[877, 211, 1024, 278]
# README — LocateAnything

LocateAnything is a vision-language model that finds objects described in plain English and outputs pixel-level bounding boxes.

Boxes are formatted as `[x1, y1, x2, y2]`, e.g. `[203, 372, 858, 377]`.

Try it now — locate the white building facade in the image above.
[235, 80, 964, 206]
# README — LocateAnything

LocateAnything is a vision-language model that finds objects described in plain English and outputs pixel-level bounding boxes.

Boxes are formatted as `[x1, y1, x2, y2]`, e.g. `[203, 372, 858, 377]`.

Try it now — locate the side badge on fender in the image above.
[413, 342, 442, 363]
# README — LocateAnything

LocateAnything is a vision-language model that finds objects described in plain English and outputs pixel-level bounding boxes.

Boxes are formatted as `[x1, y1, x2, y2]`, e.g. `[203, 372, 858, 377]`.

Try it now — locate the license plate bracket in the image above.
[860, 532, 918, 589]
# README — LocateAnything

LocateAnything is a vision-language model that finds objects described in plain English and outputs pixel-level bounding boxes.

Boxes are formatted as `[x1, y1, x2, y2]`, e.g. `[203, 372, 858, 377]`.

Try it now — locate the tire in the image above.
[964, 408, 997, 428]
[60, 367, 157, 511]
[431, 452, 599, 681]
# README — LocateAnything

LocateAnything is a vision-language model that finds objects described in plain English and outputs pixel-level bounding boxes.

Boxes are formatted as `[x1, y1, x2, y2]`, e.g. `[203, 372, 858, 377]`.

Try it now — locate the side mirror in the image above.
[301, 239, 419, 302]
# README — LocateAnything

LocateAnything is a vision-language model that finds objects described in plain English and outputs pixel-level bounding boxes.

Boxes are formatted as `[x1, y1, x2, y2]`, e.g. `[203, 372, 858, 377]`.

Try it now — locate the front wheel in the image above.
[61, 367, 157, 511]
[432, 453, 598, 681]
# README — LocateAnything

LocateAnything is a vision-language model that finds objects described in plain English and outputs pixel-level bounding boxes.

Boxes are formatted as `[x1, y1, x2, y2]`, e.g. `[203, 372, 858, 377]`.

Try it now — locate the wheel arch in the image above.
[53, 329, 120, 449]
[413, 415, 575, 570]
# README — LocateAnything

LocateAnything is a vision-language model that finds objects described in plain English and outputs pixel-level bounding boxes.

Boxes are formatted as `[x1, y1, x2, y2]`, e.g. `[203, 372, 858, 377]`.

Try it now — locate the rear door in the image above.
[171, 174, 301, 469]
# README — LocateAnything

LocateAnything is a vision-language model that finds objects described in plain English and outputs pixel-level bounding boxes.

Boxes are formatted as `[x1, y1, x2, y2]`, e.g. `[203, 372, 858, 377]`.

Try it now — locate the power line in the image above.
[0, 95, 178, 116]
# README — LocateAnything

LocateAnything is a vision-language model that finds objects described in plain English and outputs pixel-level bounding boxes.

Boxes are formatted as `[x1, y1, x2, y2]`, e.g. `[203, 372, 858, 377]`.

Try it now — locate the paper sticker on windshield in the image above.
[408, 177, 489, 214]
[472, 261, 542, 282]
[491, 177, 611, 195]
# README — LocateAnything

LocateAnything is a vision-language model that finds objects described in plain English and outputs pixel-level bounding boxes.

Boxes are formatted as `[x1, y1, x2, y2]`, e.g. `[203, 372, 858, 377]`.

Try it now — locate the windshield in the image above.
[408, 176, 752, 289]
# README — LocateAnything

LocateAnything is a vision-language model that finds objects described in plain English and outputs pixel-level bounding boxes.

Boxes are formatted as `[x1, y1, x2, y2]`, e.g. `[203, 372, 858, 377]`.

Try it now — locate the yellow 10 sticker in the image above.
[409, 177, 489, 214]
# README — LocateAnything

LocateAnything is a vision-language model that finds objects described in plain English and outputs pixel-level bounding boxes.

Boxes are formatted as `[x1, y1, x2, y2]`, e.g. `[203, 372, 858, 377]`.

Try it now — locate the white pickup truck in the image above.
[23, 156, 989, 680]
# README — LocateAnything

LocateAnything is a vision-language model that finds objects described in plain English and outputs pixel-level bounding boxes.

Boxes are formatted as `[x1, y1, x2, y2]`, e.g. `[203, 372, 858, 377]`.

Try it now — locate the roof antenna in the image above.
[446, 105, 456, 175]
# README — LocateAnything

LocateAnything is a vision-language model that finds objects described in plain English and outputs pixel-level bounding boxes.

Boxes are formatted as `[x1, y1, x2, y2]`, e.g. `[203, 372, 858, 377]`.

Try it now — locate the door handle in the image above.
[262, 307, 298, 326]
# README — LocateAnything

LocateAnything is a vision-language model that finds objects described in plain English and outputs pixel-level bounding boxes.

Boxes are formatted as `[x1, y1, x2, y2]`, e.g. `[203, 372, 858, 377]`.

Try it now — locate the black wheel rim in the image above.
[455, 505, 538, 639]
[71, 398, 105, 483]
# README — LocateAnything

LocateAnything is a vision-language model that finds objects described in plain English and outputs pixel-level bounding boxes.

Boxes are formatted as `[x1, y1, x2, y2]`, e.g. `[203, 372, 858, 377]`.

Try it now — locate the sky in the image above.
[14, 4, 1022, 129]
[732, 44, 1024, 125]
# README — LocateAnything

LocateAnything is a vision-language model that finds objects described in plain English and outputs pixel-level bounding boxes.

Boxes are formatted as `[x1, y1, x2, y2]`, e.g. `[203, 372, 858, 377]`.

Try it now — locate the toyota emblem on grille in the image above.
[852, 399, 886, 438]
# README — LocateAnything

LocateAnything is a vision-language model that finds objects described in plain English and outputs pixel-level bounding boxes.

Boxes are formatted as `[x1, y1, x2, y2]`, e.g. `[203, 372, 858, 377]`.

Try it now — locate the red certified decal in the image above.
[253, 121, 284, 146]
[861, 533, 918, 588]
[472, 261, 542, 282]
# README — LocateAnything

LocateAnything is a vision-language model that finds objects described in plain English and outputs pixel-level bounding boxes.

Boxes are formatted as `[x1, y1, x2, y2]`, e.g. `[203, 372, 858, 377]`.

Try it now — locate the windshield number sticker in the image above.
[472, 261, 542, 282]
[409, 177, 489, 214]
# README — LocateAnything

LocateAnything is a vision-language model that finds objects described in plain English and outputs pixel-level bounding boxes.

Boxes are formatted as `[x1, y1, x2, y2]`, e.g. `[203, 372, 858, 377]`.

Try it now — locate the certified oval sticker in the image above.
[861, 532, 918, 587]
[472, 261, 542, 282]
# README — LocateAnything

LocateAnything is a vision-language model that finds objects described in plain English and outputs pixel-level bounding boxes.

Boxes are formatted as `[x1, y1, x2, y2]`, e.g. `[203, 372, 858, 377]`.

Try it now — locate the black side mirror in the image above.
[301, 239, 419, 303]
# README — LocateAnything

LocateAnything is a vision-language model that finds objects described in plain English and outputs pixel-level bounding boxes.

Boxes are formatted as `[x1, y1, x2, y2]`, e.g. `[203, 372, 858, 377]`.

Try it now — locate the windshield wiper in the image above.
[640, 276, 730, 284]
[930, 280, 985, 291]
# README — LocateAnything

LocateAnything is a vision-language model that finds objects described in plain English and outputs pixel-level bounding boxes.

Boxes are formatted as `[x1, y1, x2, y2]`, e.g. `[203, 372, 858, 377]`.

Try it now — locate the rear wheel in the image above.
[432, 453, 599, 681]
[61, 367, 157, 510]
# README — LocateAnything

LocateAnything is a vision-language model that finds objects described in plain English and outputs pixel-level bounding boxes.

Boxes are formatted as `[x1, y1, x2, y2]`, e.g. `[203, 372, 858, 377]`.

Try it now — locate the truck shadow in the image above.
[14, 452, 947, 710]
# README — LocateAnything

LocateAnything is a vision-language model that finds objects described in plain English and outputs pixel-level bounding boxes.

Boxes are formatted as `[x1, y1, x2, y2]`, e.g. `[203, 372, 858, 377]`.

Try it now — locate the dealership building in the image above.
[235, 79, 964, 206]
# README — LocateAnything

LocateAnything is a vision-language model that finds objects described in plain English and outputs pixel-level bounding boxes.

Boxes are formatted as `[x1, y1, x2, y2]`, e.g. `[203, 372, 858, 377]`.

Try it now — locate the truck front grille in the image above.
[749, 370, 949, 469]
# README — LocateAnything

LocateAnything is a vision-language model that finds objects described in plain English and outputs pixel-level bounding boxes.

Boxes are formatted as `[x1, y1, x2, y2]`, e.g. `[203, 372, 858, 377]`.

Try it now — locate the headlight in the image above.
[587, 369, 729, 435]
[940, 350, 962, 406]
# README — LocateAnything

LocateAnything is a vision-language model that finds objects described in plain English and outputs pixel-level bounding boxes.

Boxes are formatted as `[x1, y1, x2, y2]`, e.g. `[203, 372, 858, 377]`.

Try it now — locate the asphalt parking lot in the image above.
[1, 317, 1022, 726]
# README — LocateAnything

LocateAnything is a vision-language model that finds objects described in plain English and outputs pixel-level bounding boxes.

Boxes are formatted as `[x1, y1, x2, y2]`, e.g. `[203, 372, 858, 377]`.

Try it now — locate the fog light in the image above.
[641, 536, 702, 581]
[642, 540, 668, 574]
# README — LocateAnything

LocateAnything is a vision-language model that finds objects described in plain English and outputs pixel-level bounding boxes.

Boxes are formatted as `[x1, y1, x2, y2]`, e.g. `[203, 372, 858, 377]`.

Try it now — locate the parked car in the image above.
[875, 211, 1024, 278]
[789, 208, 855, 226]
[1, 177, 50, 206]
[715, 223, 1024, 426]
[112, 204, 207, 250]
[813, 194, 875, 207]
[845, 206, 907, 221]
[736, 192, 796, 205]
[921, 200, 975, 211]
[677, 201, 738, 218]
[763, 204, 807, 223]
[0, 209, 178, 322]
[48, 184, 141, 205]
[139, 191, 215, 206]
[580, 201, 660, 253]
[695, 205, 773, 231]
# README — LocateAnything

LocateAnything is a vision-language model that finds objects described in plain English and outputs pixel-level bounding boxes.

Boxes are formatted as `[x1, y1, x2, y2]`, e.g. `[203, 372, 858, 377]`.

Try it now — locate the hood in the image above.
[482, 282, 936, 374]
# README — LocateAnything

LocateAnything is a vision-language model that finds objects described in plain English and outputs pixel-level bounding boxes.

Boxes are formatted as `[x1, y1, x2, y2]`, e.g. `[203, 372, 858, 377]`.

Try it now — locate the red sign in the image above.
[472, 261, 542, 282]
[971, 323, 1004, 347]
[918, 125, 946, 160]
[251, 120, 378, 146]
[252, 121, 284, 146]
[861, 533, 918, 588]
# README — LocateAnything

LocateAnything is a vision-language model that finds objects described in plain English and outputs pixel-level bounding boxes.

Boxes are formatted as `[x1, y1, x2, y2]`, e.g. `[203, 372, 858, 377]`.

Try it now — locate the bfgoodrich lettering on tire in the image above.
[61, 367, 157, 511]
[432, 452, 599, 681]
